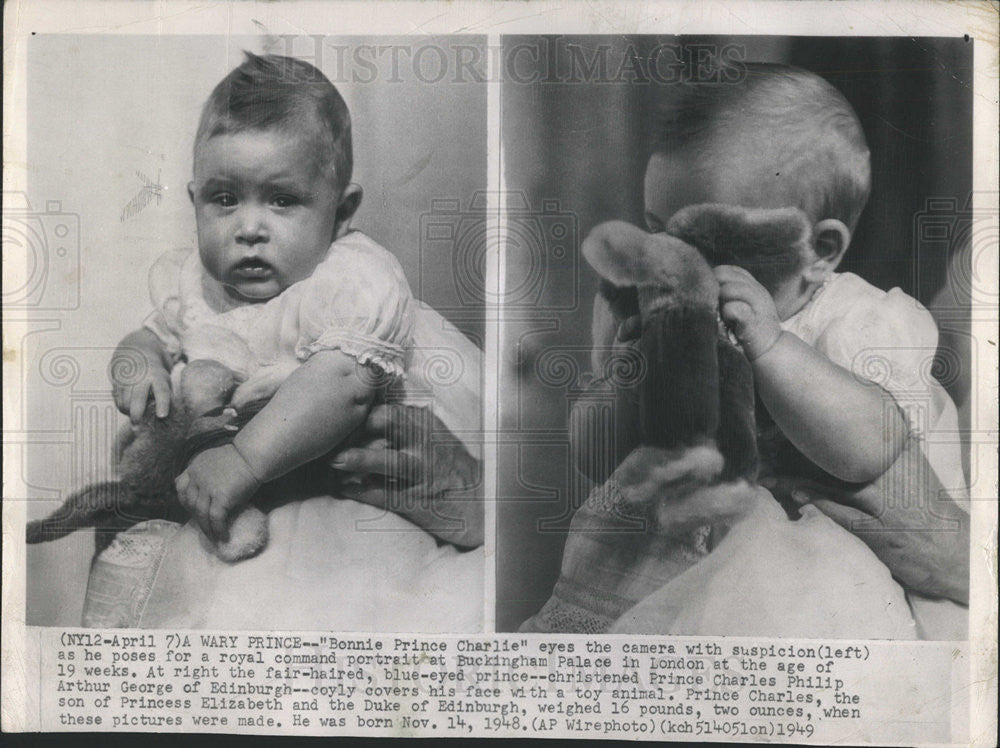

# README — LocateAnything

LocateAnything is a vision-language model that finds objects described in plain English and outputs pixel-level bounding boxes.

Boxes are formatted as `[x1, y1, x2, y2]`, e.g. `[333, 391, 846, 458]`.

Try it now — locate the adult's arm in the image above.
[329, 403, 483, 548]
[764, 436, 969, 605]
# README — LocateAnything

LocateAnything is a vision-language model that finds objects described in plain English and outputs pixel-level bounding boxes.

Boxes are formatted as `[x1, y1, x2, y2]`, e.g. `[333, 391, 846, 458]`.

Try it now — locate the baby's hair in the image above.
[646, 62, 871, 233]
[195, 52, 352, 194]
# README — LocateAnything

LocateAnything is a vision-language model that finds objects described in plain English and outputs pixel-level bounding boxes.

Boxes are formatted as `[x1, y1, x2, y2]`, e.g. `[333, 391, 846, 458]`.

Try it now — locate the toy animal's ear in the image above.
[666, 204, 813, 270]
[582, 221, 717, 309]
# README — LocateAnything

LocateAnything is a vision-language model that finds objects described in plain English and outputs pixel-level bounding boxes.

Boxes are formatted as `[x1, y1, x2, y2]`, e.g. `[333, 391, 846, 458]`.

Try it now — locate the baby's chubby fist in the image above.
[175, 443, 262, 544]
[713, 265, 782, 360]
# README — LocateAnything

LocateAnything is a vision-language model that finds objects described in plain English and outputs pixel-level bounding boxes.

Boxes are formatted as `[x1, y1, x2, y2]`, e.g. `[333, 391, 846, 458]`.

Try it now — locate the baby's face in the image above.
[643, 151, 808, 319]
[643, 149, 783, 234]
[189, 129, 341, 302]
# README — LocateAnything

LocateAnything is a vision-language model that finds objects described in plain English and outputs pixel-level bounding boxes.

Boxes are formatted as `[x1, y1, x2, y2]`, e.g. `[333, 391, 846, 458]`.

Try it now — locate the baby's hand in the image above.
[175, 444, 261, 543]
[111, 351, 172, 425]
[714, 265, 782, 360]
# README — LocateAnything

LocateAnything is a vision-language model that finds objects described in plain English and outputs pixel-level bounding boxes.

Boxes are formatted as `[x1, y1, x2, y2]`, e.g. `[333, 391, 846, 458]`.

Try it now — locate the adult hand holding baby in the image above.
[330, 403, 484, 548]
[763, 443, 970, 607]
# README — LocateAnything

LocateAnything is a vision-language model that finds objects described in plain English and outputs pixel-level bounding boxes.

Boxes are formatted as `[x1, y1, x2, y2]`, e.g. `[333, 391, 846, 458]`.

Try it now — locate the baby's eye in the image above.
[212, 193, 237, 208]
[272, 194, 298, 208]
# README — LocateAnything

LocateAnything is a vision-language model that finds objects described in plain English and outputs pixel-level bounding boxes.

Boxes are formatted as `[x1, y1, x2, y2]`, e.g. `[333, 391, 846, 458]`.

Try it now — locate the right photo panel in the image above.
[496, 35, 973, 638]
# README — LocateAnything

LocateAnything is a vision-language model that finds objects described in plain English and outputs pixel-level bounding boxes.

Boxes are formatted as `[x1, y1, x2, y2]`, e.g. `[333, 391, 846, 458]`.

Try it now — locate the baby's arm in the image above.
[176, 349, 375, 542]
[753, 332, 908, 482]
[111, 328, 173, 424]
[716, 265, 908, 483]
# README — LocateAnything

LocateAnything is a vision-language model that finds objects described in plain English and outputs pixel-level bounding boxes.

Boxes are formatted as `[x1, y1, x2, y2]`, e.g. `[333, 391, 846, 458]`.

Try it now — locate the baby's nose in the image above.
[234, 207, 270, 245]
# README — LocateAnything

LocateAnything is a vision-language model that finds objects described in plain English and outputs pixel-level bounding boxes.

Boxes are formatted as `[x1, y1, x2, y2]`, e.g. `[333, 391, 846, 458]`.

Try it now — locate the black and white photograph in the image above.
[497, 35, 974, 639]
[14, 33, 487, 631]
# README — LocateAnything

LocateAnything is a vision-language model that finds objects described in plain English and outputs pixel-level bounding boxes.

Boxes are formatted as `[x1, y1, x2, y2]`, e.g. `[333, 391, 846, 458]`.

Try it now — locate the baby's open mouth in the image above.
[230, 259, 274, 280]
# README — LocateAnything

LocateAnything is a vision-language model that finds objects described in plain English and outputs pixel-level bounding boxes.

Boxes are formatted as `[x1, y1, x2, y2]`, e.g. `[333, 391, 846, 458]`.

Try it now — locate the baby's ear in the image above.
[333, 184, 363, 240]
[804, 218, 851, 282]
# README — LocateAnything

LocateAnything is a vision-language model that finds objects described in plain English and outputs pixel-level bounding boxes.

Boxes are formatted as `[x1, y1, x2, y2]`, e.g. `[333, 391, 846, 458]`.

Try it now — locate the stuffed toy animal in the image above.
[576, 203, 812, 503]
[521, 203, 816, 633]
[26, 359, 269, 562]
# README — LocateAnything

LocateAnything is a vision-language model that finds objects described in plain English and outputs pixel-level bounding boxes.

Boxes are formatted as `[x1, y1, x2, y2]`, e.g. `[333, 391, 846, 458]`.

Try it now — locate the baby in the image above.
[111, 52, 415, 546]
[531, 62, 967, 638]
[634, 63, 966, 635]
[615, 62, 965, 495]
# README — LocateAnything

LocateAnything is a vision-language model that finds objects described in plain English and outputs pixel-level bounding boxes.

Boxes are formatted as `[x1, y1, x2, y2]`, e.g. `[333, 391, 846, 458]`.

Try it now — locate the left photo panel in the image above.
[14, 34, 487, 630]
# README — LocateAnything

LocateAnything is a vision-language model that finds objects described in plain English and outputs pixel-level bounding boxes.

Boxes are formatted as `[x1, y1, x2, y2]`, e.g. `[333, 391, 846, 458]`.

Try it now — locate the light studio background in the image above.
[16, 34, 487, 625]
[496, 36, 975, 631]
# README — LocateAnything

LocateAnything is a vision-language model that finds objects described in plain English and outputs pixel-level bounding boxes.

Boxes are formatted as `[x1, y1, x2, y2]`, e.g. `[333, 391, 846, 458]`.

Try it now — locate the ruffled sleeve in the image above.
[295, 236, 414, 379]
[142, 248, 191, 364]
[812, 283, 940, 426]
